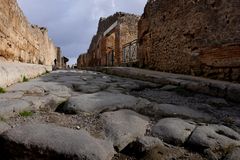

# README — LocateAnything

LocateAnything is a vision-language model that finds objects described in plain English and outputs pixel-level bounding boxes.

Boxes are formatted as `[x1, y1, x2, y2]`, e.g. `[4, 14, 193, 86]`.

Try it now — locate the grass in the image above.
[19, 111, 33, 117]
[22, 75, 29, 82]
[0, 116, 6, 122]
[0, 87, 6, 94]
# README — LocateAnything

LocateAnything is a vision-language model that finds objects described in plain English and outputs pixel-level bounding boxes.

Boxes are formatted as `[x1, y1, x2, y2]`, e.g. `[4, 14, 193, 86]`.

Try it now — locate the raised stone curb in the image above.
[91, 67, 240, 102]
[0, 61, 52, 88]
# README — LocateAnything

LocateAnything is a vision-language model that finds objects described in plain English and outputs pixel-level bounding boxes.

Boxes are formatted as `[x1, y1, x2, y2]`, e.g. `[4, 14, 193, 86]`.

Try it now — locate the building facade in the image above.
[77, 12, 139, 68]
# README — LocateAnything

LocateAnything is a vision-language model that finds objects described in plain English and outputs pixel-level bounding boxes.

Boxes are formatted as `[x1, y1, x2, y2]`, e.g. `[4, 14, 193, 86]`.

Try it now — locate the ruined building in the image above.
[138, 0, 240, 81]
[77, 12, 140, 68]
[0, 0, 58, 66]
[55, 47, 69, 69]
[0, 0, 65, 87]
[61, 56, 69, 69]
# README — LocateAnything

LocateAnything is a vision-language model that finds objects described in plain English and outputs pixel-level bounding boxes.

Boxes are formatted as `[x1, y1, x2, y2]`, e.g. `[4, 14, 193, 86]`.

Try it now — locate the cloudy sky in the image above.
[17, 0, 147, 65]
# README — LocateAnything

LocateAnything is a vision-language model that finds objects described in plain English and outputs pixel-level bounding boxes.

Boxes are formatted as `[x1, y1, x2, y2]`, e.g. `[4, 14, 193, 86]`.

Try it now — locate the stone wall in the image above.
[77, 12, 139, 68]
[0, 0, 57, 66]
[138, 0, 240, 81]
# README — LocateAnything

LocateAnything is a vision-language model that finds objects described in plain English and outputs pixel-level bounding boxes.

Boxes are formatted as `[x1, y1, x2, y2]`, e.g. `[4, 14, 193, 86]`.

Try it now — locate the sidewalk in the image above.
[92, 67, 240, 102]
[0, 61, 52, 88]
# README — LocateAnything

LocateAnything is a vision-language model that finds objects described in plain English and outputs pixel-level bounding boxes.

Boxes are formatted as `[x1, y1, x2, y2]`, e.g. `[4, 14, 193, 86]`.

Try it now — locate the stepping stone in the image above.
[102, 109, 149, 151]
[152, 118, 196, 146]
[0, 123, 115, 160]
[61, 92, 140, 114]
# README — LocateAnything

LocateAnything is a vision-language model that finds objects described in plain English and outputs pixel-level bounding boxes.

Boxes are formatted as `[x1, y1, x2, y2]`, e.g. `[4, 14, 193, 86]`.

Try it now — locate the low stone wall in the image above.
[0, 60, 52, 88]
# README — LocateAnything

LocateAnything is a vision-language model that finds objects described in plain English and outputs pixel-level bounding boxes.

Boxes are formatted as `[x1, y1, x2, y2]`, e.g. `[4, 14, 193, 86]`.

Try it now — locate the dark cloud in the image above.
[17, 0, 147, 65]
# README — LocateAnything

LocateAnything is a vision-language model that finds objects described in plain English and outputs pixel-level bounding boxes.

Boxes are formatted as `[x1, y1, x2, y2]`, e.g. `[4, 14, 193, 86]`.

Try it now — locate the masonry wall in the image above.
[138, 0, 240, 81]
[118, 15, 139, 64]
[77, 12, 139, 68]
[0, 0, 57, 66]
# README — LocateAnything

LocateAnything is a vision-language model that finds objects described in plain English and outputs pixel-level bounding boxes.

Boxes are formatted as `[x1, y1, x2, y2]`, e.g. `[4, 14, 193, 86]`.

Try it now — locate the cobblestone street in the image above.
[0, 69, 239, 159]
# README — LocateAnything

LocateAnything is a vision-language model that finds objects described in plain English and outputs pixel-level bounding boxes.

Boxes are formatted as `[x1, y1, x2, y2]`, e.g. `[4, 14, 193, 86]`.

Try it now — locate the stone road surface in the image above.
[0, 69, 239, 160]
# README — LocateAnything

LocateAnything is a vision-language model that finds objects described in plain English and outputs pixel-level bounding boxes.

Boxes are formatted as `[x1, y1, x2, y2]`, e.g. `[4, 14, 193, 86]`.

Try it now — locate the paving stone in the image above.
[61, 92, 140, 114]
[22, 94, 68, 111]
[227, 84, 240, 102]
[0, 99, 32, 118]
[8, 82, 71, 97]
[117, 82, 140, 91]
[224, 147, 240, 160]
[160, 85, 178, 91]
[144, 103, 211, 121]
[0, 122, 11, 134]
[0, 123, 115, 160]
[72, 84, 102, 93]
[0, 91, 24, 99]
[102, 109, 149, 151]
[187, 124, 240, 158]
[152, 118, 196, 146]
[136, 136, 164, 152]
[141, 144, 205, 160]
[120, 136, 164, 158]
[207, 98, 229, 108]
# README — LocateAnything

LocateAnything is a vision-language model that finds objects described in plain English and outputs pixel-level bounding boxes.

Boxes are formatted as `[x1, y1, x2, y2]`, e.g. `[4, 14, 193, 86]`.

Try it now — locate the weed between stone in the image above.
[22, 76, 29, 82]
[0, 116, 6, 122]
[19, 111, 33, 117]
[0, 87, 6, 93]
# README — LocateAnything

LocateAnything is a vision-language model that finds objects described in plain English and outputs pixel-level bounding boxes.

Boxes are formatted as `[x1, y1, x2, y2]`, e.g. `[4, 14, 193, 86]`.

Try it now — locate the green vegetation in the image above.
[45, 70, 50, 74]
[0, 87, 6, 94]
[0, 116, 6, 122]
[22, 75, 29, 82]
[19, 111, 33, 117]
